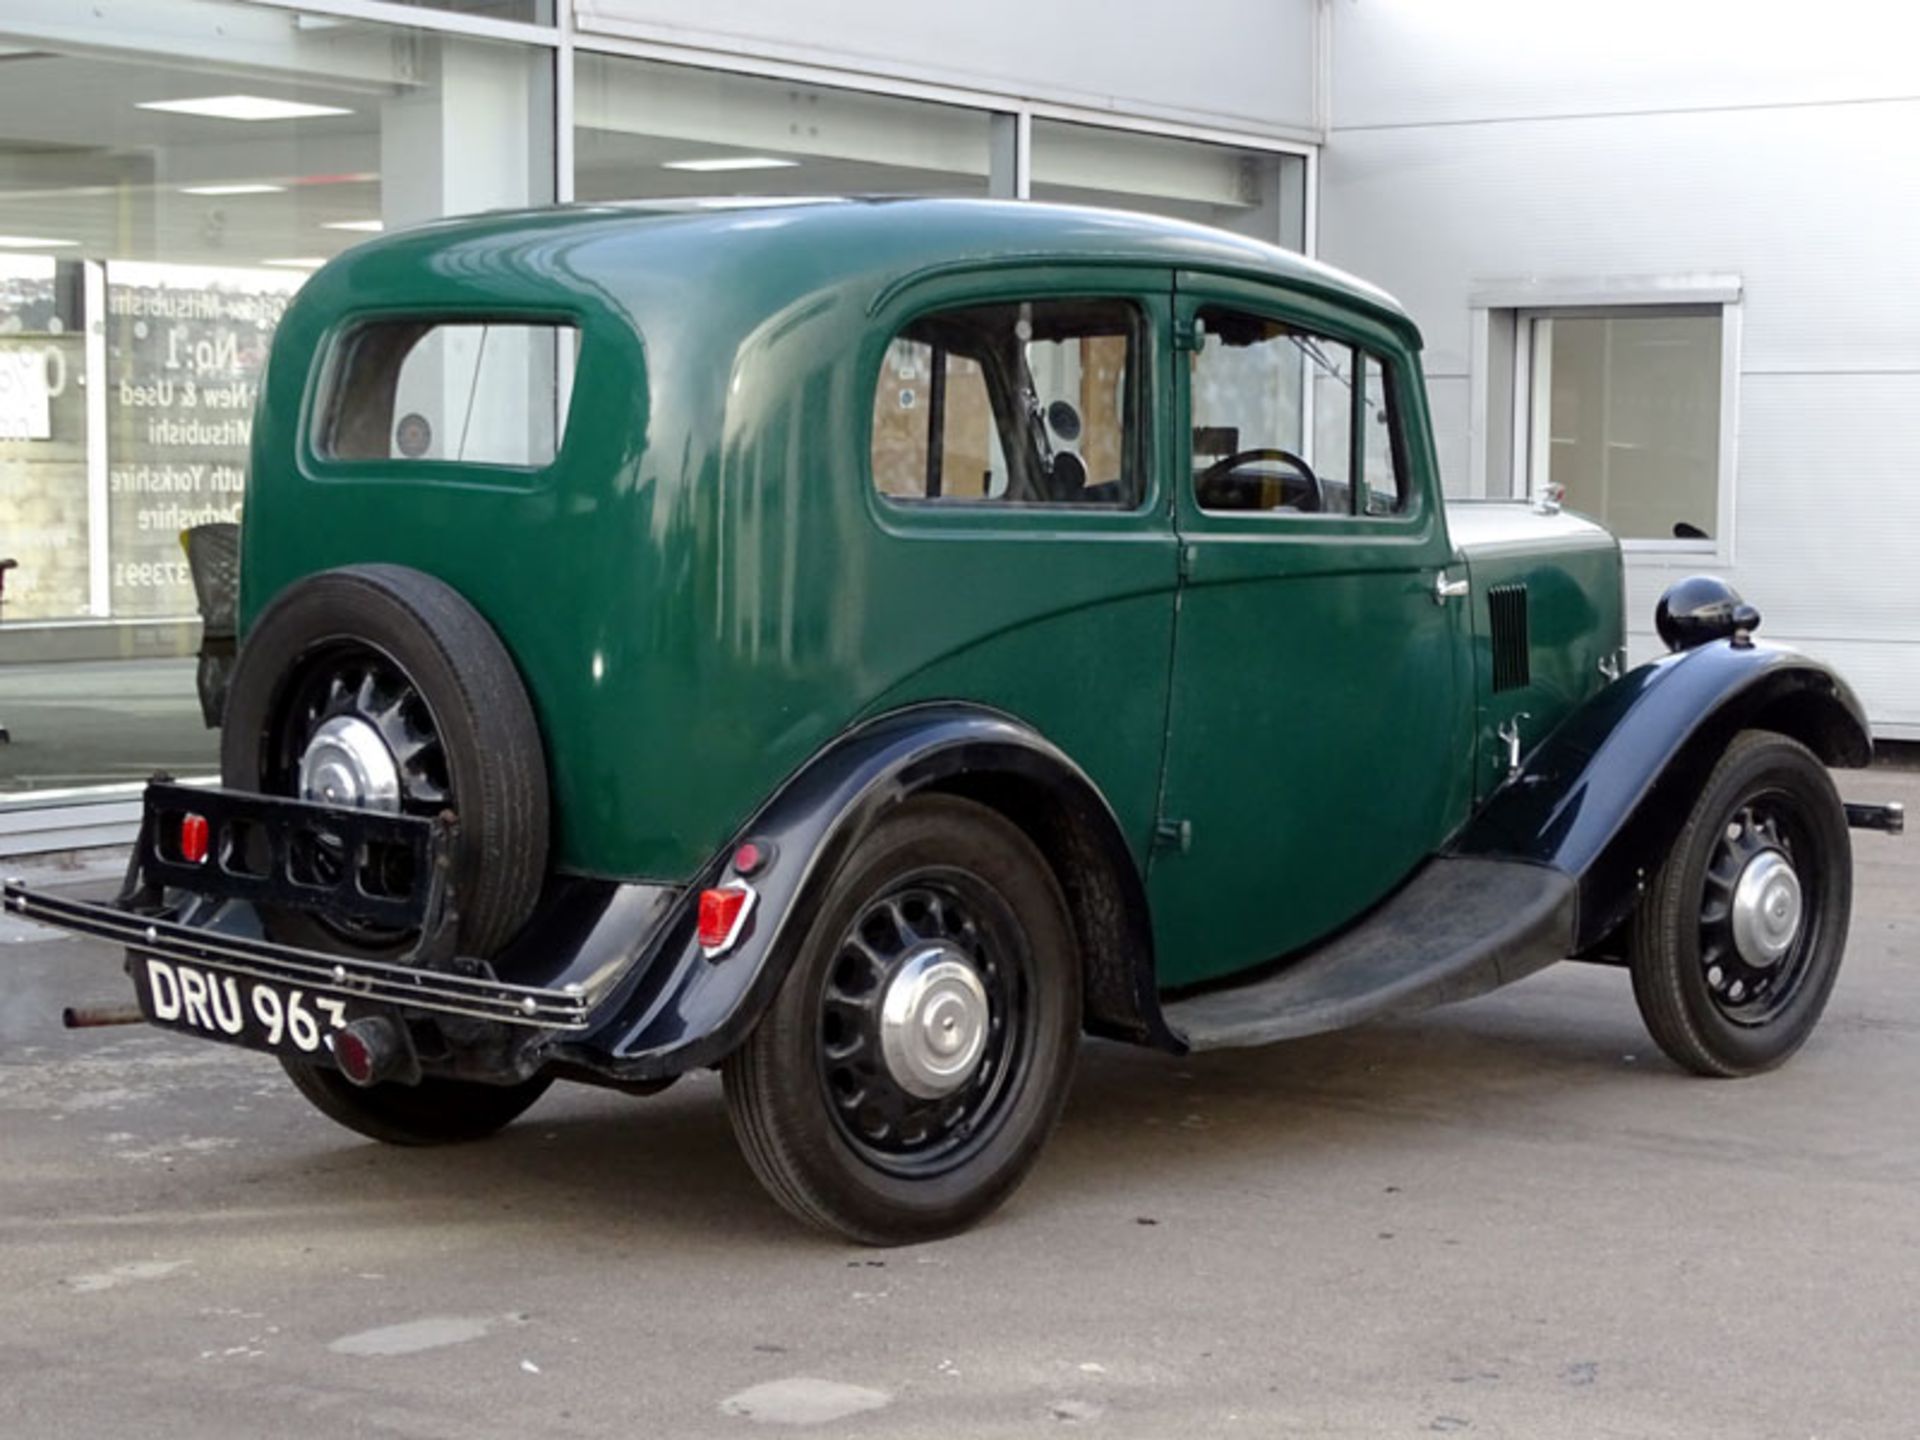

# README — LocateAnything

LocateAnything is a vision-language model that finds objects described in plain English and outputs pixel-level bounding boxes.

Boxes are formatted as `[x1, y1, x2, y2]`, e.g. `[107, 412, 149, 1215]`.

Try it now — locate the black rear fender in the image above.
[1455, 639, 1871, 953]
[564, 704, 1171, 1082]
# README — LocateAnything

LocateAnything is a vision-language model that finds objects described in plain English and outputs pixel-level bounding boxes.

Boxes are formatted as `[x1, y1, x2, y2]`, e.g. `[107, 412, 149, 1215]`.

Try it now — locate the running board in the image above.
[1162, 857, 1576, 1051]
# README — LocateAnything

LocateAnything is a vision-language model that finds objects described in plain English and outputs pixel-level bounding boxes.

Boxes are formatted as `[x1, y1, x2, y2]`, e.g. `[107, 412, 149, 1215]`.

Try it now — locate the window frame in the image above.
[1182, 305, 1413, 526]
[864, 274, 1166, 529]
[1470, 279, 1742, 562]
[1173, 278, 1429, 538]
[303, 307, 585, 485]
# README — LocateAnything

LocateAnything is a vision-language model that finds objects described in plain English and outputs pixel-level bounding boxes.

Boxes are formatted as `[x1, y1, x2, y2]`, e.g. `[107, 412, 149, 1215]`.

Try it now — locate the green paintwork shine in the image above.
[242, 200, 1421, 893]
[239, 196, 1619, 996]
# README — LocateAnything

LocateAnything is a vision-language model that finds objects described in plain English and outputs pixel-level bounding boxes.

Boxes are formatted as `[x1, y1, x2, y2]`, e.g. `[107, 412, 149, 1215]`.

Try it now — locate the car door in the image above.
[1147, 273, 1474, 989]
[857, 269, 1182, 865]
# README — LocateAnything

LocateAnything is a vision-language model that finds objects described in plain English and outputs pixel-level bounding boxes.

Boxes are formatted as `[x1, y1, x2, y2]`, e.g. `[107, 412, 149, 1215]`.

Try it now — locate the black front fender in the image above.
[553, 703, 1169, 1083]
[1454, 639, 1871, 953]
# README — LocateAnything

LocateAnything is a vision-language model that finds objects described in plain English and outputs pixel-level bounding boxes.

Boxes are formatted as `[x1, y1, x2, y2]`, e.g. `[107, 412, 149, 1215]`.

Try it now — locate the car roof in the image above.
[322, 196, 1420, 348]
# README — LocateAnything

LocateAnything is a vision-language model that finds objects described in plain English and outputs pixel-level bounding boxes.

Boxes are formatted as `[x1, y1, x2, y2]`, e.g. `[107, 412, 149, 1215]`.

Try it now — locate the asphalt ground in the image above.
[1, 769, 1914, 1439]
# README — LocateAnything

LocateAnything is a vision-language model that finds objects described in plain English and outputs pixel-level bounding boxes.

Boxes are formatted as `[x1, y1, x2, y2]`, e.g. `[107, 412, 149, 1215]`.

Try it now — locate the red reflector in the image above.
[333, 1026, 374, 1085]
[180, 813, 210, 865]
[697, 884, 753, 952]
[732, 841, 764, 876]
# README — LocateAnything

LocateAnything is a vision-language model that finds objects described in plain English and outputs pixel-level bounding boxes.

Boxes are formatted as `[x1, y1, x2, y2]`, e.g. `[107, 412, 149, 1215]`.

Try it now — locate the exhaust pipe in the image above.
[1845, 801, 1905, 836]
[62, 1002, 146, 1029]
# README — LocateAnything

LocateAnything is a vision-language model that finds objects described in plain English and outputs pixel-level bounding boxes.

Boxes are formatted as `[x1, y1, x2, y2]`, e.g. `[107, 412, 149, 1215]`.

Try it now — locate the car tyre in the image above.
[221, 563, 549, 957]
[724, 795, 1080, 1245]
[1630, 729, 1851, 1077]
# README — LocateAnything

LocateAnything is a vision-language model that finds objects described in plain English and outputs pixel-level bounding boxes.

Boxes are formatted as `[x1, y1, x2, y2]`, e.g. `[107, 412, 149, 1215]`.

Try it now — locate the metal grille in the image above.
[1488, 583, 1531, 692]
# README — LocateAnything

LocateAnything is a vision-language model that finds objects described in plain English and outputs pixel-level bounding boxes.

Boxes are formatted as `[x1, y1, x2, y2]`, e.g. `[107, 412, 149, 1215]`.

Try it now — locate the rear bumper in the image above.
[1, 883, 592, 1030]
[1, 779, 776, 1087]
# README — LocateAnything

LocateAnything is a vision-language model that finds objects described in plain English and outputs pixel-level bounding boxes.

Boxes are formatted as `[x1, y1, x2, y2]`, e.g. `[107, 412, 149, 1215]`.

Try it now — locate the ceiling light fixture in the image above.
[0, 235, 77, 248]
[138, 95, 352, 122]
[322, 219, 384, 233]
[180, 183, 287, 196]
[661, 156, 798, 173]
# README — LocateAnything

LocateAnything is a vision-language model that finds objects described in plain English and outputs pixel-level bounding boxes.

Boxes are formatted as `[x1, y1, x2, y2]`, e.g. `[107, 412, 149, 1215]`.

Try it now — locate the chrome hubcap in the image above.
[298, 715, 403, 813]
[1729, 849, 1802, 968]
[878, 945, 990, 1100]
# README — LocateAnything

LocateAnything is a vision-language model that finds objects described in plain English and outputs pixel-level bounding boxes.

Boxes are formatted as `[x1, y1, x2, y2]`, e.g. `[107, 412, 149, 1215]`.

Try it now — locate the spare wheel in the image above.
[220, 563, 549, 958]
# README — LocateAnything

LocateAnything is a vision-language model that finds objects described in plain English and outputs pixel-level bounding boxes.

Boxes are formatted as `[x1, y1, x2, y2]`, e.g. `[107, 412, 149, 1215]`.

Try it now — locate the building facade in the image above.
[1, 0, 1912, 853]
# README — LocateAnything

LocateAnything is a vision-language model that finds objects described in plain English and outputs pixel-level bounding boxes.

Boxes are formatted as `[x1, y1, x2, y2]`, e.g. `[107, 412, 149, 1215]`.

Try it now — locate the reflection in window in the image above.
[1031, 120, 1308, 249]
[574, 53, 993, 203]
[872, 299, 1141, 508]
[1526, 310, 1721, 542]
[0, 6, 551, 799]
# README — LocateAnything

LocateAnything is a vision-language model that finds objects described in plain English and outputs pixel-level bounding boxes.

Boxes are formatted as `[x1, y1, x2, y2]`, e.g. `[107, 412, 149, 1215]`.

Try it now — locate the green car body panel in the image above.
[237, 197, 1624, 993]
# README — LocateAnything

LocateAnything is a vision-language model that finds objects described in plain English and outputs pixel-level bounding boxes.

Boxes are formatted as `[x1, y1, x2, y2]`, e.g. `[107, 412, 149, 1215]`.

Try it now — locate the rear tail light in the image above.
[329, 1016, 407, 1087]
[698, 882, 756, 957]
[180, 813, 210, 865]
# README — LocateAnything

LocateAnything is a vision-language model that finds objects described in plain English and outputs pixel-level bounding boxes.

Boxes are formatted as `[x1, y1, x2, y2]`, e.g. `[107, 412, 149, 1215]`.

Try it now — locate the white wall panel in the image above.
[1321, 101, 1920, 377]
[574, 0, 1319, 137]
[1332, 0, 1920, 130]
[1420, 374, 1472, 498]
[1322, 11, 1920, 736]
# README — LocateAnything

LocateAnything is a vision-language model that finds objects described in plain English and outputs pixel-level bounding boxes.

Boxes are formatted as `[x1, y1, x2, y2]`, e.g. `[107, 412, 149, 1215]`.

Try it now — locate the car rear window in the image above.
[315, 319, 578, 469]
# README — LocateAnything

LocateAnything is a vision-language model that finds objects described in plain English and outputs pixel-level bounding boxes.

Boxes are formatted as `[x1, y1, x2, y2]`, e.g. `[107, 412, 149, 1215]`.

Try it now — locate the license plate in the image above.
[134, 956, 354, 1057]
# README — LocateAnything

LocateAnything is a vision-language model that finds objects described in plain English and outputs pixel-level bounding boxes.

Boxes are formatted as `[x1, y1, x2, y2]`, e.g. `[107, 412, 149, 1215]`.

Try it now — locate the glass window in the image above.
[1360, 354, 1406, 516]
[872, 299, 1142, 508]
[574, 55, 993, 203]
[1031, 121, 1308, 250]
[318, 321, 577, 469]
[1523, 309, 1723, 542]
[1193, 308, 1410, 518]
[0, 4, 551, 800]
[385, 0, 554, 21]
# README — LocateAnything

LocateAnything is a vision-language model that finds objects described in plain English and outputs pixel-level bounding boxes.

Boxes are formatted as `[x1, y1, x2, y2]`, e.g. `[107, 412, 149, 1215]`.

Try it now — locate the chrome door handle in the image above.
[1432, 571, 1469, 605]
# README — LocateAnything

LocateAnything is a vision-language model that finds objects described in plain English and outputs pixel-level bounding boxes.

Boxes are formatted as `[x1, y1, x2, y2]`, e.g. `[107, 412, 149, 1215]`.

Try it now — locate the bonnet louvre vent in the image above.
[1488, 583, 1531, 692]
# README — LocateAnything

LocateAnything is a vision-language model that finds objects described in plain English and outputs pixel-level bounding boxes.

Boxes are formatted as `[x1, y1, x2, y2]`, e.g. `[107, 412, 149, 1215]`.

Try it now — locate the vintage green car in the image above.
[6, 199, 1902, 1243]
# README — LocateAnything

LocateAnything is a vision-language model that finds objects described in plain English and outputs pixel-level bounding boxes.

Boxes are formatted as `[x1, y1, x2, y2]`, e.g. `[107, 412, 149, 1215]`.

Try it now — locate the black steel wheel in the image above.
[257, 639, 451, 950]
[1630, 730, 1852, 1077]
[724, 795, 1080, 1244]
[816, 876, 1030, 1177]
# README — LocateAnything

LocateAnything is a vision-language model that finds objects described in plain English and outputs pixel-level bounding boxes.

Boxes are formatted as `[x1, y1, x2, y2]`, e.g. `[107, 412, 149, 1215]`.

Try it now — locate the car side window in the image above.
[1190, 306, 1404, 518]
[872, 298, 1142, 508]
[1360, 353, 1407, 515]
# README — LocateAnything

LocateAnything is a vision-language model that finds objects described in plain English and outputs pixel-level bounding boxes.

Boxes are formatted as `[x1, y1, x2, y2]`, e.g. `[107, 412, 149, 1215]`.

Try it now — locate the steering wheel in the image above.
[1196, 447, 1324, 512]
